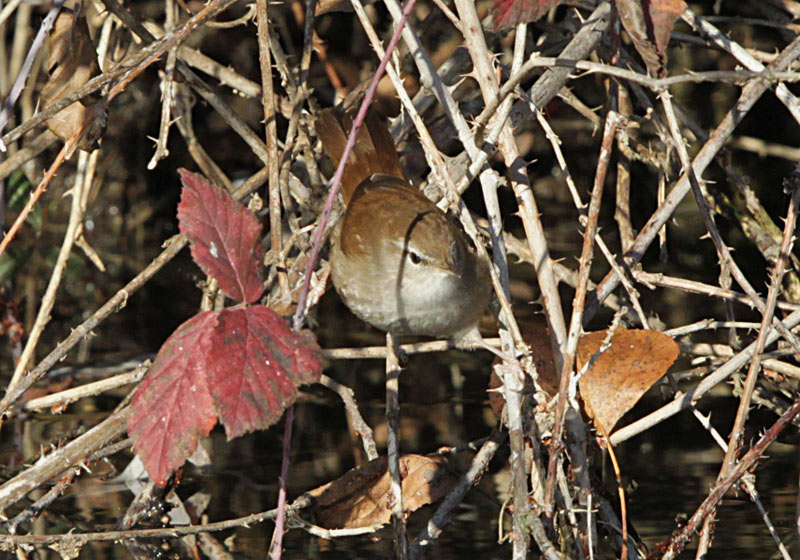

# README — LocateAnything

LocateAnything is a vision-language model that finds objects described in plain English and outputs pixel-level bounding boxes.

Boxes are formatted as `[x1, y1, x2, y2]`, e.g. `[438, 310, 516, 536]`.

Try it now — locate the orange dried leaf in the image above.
[577, 329, 679, 436]
[309, 454, 456, 529]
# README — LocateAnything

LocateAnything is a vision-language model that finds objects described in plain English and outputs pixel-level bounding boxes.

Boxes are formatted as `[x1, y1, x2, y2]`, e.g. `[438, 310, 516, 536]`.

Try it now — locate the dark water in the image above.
[5, 370, 798, 559]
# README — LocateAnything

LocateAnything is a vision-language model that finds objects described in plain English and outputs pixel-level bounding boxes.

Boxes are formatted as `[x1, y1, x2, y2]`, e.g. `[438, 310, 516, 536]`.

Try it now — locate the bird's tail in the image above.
[315, 108, 404, 205]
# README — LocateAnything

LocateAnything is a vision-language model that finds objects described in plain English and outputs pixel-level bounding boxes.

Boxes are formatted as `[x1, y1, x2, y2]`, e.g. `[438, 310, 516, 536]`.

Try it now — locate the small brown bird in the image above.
[316, 108, 491, 341]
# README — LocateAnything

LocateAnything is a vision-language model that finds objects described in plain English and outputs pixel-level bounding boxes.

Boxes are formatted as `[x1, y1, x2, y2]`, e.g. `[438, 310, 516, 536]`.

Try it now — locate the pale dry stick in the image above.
[510, 57, 800, 88]
[96, 13, 118, 72]
[634, 271, 800, 312]
[385, 333, 408, 560]
[14, 3, 36, 125]
[683, 9, 800, 127]
[205, 3, 255, 27]
[74, 147, 105, 272]
[664, 320, 763, 337]
[534, 108, 650, 328]
[317, 374, 378, 460]
[288, 516, 382, 539]
[268, 404, 294, 560]
[7, 136, 92, 391]
[146, 0, 178, 170]
[662, 87, 783, 557]
[142, 21, 261, 98]
[610, 307, 800, 445]
[689, 408, 792, 560]
[761, 358, 800, 379]
[21, 365, 148, 412]
[0, 167, 269, 416]
[6, 467, 79, 535]
[730, 135, 800, 161]
[546, 111, 621, 514]
[0, 4, 8, 97]
[451, 6, 531, 555]
[255, 0, 289, 298]
[555, 462, 583, 557]
[595, 240, 649, 328]
[265, 27, 298, 106]
[0, 407, 130, 512]
[0, 0, 239, 149]
[588, 31, 800, 325]
[409, 430, 511, 559]
[0, 0, 23, 28]
[172, 86, 233, 191]
[0, 493, 315, 546]
[384, 0, 569, 360]
[0, 0, 64, 148]
[658, 395, 800, 560]
[665, 92, 800, 357]
[704, 169, 800, 551]
[323, 338, 502, 360]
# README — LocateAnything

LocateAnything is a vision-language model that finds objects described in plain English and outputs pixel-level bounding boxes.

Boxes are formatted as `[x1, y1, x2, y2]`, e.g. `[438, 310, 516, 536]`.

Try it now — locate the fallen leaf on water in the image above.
[578, 329, 679, 436]
[308, 454, 456, 529]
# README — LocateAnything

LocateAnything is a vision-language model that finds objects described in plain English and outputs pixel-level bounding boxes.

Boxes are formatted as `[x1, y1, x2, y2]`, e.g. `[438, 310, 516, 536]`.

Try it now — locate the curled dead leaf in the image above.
[40, 8, 106, 151]
[617, 0, 687, 78]
[577, 329, 679, 436]
[308, 454, 456, 529]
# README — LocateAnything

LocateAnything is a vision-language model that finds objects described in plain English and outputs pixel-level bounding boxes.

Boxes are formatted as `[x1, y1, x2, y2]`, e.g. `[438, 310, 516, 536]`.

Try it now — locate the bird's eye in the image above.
[408, 251, 422, 265]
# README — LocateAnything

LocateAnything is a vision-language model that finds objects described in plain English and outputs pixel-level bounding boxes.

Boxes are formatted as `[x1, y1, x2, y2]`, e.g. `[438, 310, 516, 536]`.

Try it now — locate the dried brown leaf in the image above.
[577, 329, 679, 436]
[617, 0, 687, 78]
[40, 8, 106, 150]
[309, 454, 456, 529]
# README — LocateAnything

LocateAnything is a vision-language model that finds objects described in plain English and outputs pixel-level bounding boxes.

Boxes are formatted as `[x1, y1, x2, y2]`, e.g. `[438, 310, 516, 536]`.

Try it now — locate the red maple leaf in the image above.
[128, 312, 219, 486]
[177, 169, 264, 304]
[490, 0, 562, 31]
[207, 306, 324, 439]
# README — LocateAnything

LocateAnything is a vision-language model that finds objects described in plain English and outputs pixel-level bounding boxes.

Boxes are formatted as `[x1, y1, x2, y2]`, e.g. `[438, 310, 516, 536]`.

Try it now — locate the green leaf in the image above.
[7, 170, 42, 232]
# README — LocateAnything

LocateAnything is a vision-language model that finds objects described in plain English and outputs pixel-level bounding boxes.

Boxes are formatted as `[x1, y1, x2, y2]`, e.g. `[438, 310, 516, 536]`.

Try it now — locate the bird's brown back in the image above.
[315, 108, 405, 205]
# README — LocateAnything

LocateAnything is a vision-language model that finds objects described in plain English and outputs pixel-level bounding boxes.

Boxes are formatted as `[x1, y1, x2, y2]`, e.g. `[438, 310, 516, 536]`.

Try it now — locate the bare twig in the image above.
[657, 395, 800, 560]
[256, 0, 290, 298]
[385, 333, 407, 559]
[268, 405, 294, 560]
[545, 110, 621, 511]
